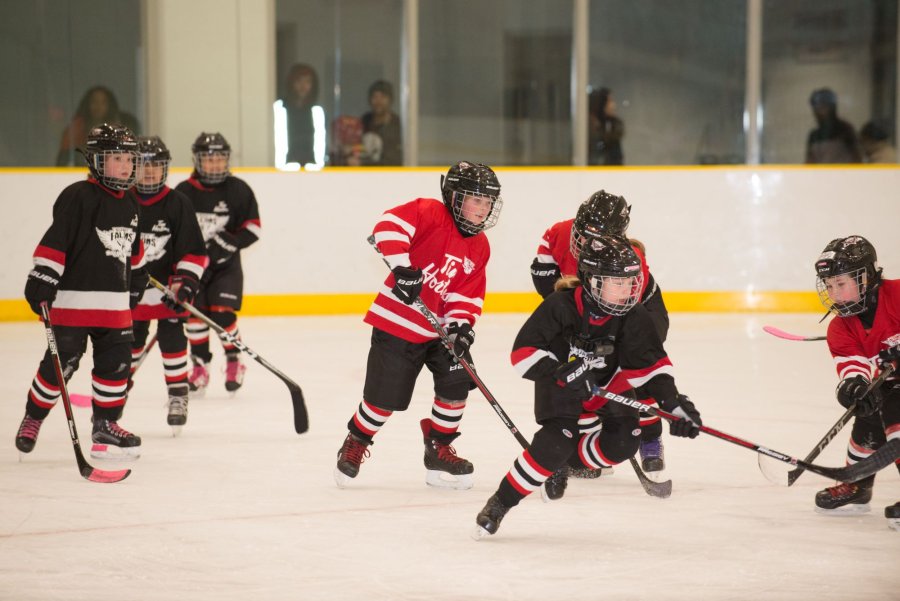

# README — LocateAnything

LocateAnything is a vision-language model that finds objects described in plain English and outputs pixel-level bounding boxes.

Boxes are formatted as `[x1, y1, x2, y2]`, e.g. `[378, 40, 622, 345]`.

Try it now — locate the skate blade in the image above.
[170, 426, 183, 437]
[90, 444, 141, 460]
[471, 525, 492, 541]
[189, 387, 206, 399]
[814, 503, 871, 516]
[334, 468, 355, 489]
[887, 518, 900, 532]
[644, 469, 665, 483]
[425, 469, 473, 490]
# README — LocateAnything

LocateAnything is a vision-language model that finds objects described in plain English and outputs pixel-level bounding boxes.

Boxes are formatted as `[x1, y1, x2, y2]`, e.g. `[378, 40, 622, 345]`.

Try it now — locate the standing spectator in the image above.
[360, 80, 403, 166]
[588, 87, 624, 166]
[275, 63, 325, 168]
[859, 120, 896, 163]
[56, 86, 140, 166]
[805, 88, 862, 164]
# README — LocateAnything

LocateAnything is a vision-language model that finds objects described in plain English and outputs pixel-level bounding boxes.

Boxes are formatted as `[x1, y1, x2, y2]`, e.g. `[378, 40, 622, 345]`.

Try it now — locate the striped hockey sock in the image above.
[500, 449, 554, 504]
[427, 398, 465, 436]
[350, 400, 393, 439]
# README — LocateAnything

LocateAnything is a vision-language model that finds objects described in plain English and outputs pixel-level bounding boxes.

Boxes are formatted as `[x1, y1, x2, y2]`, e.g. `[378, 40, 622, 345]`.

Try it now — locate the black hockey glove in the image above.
[669, 394, 702, 438]
[555, 358, 594, 391]
[878, 340, 900, 366]
[836, 375, 883, 417]
[530, 258, 561, 299]
[162, 273, 199, 311]
[129, 267, 150, 309]
[24, 266, 60, 316]
[446, 322, 475, 357]
[391, 265, 423, 305]
[207, 231, 239, 266]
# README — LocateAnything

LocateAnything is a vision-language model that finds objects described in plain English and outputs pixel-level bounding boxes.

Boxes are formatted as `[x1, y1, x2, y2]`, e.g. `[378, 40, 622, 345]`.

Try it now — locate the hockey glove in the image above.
[446, 322, 475, 358]
[836, 375, 883, 417]
[207, 231, 239, 265]
[878, 337, 900, 366]
[555, 357, 594, 391]
[24, 266, 59, 316]
[669, 394, 702, 438]
[530, 258, 561, 299]
[391, 265, 423, 305]
[129, 268, 150, 309]
[162, 273, 199, 311]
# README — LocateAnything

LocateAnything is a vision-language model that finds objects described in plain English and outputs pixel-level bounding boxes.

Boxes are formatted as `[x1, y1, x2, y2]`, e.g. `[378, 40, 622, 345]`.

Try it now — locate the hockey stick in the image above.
[762, 326, 826, 342]
[148, 277, 309, 434]
[38, 303, 131, 483]
[590, 383, 900, 484]
[782, 363, 895, 485]
[368, 236, 670, 498]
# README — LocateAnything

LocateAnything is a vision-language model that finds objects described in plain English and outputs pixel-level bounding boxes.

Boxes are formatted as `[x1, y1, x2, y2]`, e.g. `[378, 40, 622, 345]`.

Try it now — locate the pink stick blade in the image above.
[762, 326, 826, 342]
[84, 467, 131, 483]
[69, 393, 92, 407]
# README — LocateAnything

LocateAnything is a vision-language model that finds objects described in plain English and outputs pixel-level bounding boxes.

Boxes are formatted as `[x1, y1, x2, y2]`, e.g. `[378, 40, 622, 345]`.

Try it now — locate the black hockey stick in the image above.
[368, 236, 670, 498]
[591, 384, 900, 484]
[783, 363, 895, 485]
[762, 326, 826, 342]
[38, 302, 131, 483]
[367, 235, 529, 447]
[148, 277, 309, 434]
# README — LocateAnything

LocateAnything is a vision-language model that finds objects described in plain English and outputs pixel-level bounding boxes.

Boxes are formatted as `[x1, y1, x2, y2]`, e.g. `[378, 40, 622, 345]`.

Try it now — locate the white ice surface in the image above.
[0, 313, 897, 601]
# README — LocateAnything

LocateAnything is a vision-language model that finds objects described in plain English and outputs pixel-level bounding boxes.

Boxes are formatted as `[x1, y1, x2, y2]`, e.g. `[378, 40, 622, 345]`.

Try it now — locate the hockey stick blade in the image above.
[39, 303, 131, 483]
[762, 326, 826, 342]
[148, 278, 309, 434]
[629, 457, 672, 498]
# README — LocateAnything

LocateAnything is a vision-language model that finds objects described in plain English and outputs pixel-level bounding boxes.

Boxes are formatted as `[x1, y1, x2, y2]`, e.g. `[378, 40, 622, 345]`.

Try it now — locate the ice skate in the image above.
[639, 436, 665, 477]
[15, 414, 44, 455]
[334, 432, 371, 488]
[567, 465, 613, 478]
[885, 502, 900, 532]
[541, 468, 568, 503]
[224, 355, 246, 394]
[187, 357, 209, 397]
[473, 493, 511, 540]
[814, 478, 873, 515]
[420, 419, 474, 490]
[90, 418, 142, 459]
[167, 392, 189, 437]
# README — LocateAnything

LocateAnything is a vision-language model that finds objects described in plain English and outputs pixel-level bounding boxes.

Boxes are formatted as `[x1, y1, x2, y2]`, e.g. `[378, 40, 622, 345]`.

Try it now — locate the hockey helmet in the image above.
[80, 123, 138, 191]
[577, 234, 643, 316]
[192, 132, 231, 185]
[570, 190, 631, 259]
[440, 161, 502, 236]
[135, 136, 171, 194]
[815, 235, 881, 317]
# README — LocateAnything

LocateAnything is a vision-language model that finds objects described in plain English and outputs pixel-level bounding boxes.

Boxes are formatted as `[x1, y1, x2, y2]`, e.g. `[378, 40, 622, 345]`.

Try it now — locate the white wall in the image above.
[2, 166, 898, 300]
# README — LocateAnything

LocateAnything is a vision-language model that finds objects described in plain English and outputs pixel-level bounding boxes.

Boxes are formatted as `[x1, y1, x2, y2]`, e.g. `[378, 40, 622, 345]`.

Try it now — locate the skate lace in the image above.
[169, 396, 188, 414]
[341, 437, 370, 464]
[105, 421, 133, 438]
[826, 482, 858, 498]
[434, 442, 467, 465]
[17, 416, 41, 438]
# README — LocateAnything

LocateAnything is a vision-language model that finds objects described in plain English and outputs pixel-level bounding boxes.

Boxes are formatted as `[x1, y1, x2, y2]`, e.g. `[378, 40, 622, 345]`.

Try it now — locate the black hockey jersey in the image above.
[32, 178, 145, 328]
[174, 175, 261, 263]
[510, 286, 678, 421]
[132, 186, 208, 321]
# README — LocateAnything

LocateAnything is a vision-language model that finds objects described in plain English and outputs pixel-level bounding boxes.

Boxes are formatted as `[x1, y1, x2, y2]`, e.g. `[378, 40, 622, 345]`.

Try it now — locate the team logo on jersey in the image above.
[95, 226, 136, 263]
[214, 200, 229, 214]
[140, 232, 171, 264]
[196, 212, 230, 242]
[463, 256, 475, 275]
[421, 253, 466, 299]
[152, 219, 169, 233]
[567, 345, 607, 370]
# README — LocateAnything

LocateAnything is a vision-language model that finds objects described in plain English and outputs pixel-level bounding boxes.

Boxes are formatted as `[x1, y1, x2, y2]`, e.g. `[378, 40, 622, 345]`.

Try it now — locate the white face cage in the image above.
[193, 151, 231, 185]
[92, 150, 137, 191]
[585, 272, 644, 316]
[135, 157, 171, 194]
[570, 228, 586, 260]
[450, 191, 502, 235]
[816, 267, 868, 317]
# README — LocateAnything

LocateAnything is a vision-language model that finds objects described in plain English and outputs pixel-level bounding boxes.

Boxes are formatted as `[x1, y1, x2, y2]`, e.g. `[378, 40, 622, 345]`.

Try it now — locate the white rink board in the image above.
[1, 167, 898, 300]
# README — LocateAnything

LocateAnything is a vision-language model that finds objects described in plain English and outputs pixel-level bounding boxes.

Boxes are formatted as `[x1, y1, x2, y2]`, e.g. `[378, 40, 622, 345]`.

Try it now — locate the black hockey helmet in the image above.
[191, 132, 231, 185]
[570, 190, 631, 259]
[440, 161, 502, 236]
[577, 234, 643, 316]
[135, 135, 171, 194]
[815, 235, 881, 317]
[80, 123, 138, 191]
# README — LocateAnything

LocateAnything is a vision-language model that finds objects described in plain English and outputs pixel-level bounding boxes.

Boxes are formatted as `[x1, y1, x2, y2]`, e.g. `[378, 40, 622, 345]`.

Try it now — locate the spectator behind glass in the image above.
[805, 88, 862, 164]
[859, 120, 896, 163]
[588, 87, 624, 166]
[56, 86, 140, 166]
[274, 63, 325, 170]
[360, 80, 403, 166]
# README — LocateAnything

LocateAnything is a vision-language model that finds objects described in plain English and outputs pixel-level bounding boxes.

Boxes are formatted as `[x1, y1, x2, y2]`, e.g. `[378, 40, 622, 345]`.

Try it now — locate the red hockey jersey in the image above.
[365, 198, 490, 343]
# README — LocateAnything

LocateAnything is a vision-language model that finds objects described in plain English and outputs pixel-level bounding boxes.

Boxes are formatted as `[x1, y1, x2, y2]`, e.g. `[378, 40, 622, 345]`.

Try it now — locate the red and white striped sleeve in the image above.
[372, 199, 422, 269]
[827, 319, 874, 381]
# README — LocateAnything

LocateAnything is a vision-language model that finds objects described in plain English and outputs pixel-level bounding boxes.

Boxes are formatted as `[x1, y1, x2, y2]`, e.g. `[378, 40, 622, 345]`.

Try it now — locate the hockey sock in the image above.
[162, 349, 190, 388]
[26, 368, 60, 418]
[638, 396, 662, 436]
[577, 411, 601, 434]
[499, 449, 554, 507]
[210, 310, 239, 353]
[348, 400, 393, 441]
[427, 398, 465, 439]
[185, 318, 211, 362]
[498, 423, 578, 507]
[578, 416, 641, 468]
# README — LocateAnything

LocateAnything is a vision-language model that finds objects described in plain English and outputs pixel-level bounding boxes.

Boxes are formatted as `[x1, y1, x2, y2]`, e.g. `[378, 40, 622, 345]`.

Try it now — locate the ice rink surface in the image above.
[0, 312, 897, 601]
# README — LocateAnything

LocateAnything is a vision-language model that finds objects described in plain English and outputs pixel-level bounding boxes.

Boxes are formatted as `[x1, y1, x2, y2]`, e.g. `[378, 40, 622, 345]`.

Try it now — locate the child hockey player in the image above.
[811, 235, 899, 529]
[334, 161, 503, 490]
[175, 132, 261, 395]
[531, 190, 670, 477]
[475, 234, 702, 537]
[130, 136, 207, 431]
[15, 123, 147, 459]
